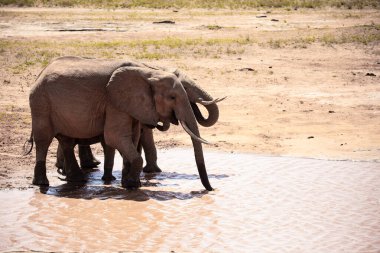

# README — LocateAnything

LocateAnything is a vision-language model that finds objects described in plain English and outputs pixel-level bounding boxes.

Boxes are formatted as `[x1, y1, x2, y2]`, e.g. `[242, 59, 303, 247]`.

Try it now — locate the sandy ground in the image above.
[0, 8, 379, 190]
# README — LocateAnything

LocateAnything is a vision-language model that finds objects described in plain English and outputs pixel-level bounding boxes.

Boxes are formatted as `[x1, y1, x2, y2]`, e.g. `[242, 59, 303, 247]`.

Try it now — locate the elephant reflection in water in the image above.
[27, 56, 223, 190]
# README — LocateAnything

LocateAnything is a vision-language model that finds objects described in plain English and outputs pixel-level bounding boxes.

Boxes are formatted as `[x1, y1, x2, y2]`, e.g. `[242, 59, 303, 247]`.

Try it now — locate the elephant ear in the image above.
[106, 66, 159, 126]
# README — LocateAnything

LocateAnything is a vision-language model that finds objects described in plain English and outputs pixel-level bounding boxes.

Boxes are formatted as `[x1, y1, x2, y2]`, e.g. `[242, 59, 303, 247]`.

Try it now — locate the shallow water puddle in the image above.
[1, 149, 379, 252]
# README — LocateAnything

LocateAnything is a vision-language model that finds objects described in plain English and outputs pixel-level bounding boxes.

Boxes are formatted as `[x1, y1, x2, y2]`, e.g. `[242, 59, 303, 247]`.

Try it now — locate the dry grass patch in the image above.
[1, 0, 379, 8]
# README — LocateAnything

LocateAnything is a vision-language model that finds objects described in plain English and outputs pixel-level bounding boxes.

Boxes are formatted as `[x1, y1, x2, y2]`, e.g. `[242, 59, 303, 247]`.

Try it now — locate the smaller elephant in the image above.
[56, 145, 100, 173]
[54, 134, 117, 182]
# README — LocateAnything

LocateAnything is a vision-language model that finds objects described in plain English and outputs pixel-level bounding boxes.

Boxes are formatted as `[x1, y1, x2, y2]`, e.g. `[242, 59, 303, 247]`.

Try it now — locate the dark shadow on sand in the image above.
[40, 169, 229, 201]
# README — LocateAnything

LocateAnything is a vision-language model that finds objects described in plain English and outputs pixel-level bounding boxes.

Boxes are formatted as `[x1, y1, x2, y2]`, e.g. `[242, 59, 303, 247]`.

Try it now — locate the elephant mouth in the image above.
[157, 111, 178, 127]
[144, 124, 156, 129]
[170, 111, 179, 125]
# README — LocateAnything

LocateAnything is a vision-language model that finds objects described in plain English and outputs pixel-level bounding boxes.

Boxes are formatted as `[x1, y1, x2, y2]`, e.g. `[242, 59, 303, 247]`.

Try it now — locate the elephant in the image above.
[27, 56, 213, 190]
[54, 62, 225, 174]
[55, 144, 100, 174]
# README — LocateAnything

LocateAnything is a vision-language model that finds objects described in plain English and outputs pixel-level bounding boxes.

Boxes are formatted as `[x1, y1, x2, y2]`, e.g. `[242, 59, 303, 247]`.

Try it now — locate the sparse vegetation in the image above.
[0, 36, 256, 68]
[267, 38, 287, 48]
[264, 25, 380, 48]
[205, 25, 223, 30]
[1, 0, 379, 8]
[320, 31, 380, 45]
[0, 110, 30, 127]
[1, 23, 379, 73]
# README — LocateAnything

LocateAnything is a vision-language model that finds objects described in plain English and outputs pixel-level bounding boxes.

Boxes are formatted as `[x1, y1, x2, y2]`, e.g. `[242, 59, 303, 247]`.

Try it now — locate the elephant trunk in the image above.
[188, 82, 220, 127]
[191, 137, 213, 191]
[174, 69, 221, 128]
[178, 106, 213, 191]
[191, 102, 219, 127]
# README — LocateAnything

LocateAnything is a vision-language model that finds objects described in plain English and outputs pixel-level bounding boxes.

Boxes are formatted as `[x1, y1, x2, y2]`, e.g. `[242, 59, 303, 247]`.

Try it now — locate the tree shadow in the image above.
[40, 169, 229, 201]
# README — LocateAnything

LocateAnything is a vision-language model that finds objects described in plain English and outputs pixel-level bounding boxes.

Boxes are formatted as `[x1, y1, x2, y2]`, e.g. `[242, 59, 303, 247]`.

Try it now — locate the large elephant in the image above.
[27, 56, 213, 190]
[55, 63, 224, 173]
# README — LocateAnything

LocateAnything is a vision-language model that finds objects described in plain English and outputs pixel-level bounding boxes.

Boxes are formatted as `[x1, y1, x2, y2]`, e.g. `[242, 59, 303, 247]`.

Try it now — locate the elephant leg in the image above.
[32, 116, 54, 186]
[120, 120, 142, 188]
[141, 128, 162, 173]
[112, 126, 142, 188]
[33, 140, 52, 186]
[56, 135, 86, 183]
[117, 140, 142, 188]
[78, 145, 101, 169]
[122, 155, 131, 181]
[137, 135, 143, 155]
[101, 140, 116, 181]
[105, 108, 142, 189]
[55, 144, 66, 175]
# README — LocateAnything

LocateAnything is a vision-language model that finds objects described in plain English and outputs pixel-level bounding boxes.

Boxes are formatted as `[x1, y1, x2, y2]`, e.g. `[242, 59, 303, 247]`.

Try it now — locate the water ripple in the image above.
[1, 149, 379, 252]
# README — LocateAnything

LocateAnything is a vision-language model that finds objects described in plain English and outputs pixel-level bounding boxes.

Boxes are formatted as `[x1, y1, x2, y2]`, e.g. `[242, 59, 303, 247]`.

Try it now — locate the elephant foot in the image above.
[80, 159, 101, 169]
[121, 157, 142, 189]
[79, 145, 101, 169]
[66, 171, 87, 183]
[102, 174, 116, 182]
[122, 178, 141, 189]
[32, 175, 49, 186]
[143, 164, 162, 173]
[33, 161, 49, 186]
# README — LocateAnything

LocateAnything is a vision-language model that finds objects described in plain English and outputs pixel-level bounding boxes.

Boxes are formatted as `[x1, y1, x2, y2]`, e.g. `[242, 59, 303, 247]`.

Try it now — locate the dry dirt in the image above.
[0, 7, 379, 190]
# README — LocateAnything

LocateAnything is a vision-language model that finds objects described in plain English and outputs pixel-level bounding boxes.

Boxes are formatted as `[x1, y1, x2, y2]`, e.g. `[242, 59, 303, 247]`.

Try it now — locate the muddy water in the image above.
[1, 149, 379, 252]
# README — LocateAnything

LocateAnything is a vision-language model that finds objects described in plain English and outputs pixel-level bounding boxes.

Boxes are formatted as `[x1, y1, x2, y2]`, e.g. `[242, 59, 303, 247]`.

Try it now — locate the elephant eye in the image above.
[170, 95, 176, 100]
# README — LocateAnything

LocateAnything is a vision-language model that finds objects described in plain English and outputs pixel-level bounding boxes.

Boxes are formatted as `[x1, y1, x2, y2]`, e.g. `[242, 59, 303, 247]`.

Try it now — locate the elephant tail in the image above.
[23, 131, 34, 156]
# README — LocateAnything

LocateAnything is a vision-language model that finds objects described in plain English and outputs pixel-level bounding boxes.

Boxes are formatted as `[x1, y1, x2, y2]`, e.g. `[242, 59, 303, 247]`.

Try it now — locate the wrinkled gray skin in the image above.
[141, 66, 221, 173]
[29, 56, 213, 190]
[56, 63, 221, 173]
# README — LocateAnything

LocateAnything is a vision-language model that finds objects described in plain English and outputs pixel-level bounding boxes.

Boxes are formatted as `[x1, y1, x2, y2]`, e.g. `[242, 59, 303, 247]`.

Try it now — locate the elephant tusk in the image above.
[215, 96, 227, 103]
[198, 96, 227, 105]
[180, 121, 211, 145]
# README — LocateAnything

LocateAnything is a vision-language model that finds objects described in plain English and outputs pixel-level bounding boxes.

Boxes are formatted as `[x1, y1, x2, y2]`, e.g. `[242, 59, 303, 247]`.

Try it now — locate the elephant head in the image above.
[173, 69, 226, 127]
[141, 63, 225, 128]
[106, 66, 213, 190]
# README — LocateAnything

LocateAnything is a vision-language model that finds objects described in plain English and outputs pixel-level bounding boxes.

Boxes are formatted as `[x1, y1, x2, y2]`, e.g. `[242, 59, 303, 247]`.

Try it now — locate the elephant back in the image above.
[32, 57, 135, 138]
